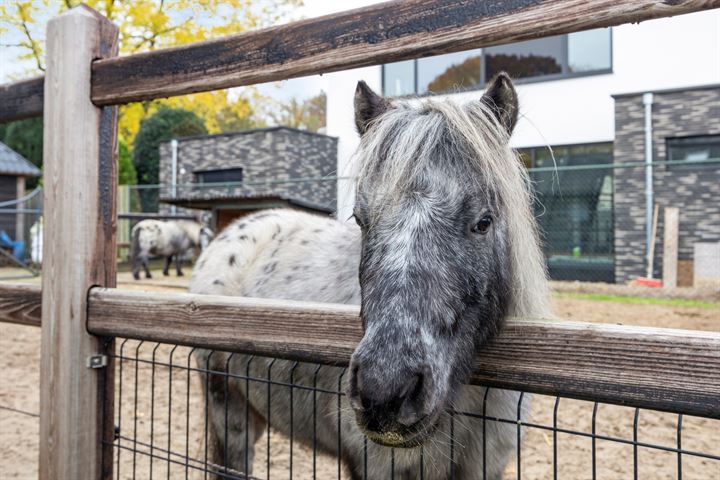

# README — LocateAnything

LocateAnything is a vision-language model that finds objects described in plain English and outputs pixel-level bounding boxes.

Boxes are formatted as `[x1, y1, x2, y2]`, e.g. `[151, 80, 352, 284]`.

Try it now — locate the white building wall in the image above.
[327, 10, 720, 219]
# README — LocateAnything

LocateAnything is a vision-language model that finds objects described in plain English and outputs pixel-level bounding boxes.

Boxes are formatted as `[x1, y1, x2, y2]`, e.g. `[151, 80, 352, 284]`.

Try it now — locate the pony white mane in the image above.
[353, 97, 550, 319]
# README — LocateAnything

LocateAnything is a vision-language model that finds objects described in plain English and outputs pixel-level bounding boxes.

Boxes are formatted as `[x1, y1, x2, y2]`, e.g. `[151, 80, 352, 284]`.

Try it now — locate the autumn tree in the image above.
[1, 0, 299, 143]
[267, 92, 326, 132]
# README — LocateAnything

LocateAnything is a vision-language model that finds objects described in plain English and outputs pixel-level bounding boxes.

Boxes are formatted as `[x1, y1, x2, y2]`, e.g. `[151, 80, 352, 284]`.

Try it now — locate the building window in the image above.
[195, 168, 244, 184]
[382, 60, 415, 97]
[666, 135, 720, 169]
[381, 29, 611, 96]
[520, 143, 615, 282]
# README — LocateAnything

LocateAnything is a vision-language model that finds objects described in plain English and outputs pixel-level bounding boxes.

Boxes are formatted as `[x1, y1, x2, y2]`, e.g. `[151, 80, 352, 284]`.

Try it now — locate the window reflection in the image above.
[417, 49, 482, 93]
[484, 36, 563, 81]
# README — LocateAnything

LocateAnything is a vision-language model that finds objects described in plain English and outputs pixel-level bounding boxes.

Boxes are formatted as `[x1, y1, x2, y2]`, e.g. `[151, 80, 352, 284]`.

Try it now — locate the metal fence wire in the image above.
[108, 339, 720, 480]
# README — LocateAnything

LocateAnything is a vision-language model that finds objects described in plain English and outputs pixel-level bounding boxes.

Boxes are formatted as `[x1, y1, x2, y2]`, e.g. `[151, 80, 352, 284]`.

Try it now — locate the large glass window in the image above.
[521, 143, 615, 282]
[382, 60, 415, 97]
[568, 29, 612, 72]
[417, 49, 482, 94]
[666, 135, 720, 169]
[382, 29, 611, 96]
[484, 36, 563, 81]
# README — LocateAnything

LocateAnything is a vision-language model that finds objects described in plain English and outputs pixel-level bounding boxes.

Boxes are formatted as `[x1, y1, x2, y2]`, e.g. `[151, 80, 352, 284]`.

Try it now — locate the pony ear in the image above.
[480, 72, 518, 135]
[354, 81, 387, 136]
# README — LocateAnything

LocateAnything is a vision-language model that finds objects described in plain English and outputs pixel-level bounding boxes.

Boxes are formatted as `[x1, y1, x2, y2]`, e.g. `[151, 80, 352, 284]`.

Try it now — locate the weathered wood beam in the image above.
[86, 287, 720, 419]
[89, 0, 720, 105]
[1, 0, 718, 122]
[0, 283, 41, 327]
[0, 76, 44, 123]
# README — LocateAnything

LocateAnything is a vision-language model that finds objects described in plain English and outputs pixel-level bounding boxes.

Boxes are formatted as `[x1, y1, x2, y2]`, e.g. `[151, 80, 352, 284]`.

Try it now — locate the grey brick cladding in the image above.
[158, 126, 338, 212]
[613, 86, 720, 283]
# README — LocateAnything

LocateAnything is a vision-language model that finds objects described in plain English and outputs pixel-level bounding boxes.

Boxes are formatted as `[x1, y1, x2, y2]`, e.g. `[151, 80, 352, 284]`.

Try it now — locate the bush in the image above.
[132, 106, 207, 186]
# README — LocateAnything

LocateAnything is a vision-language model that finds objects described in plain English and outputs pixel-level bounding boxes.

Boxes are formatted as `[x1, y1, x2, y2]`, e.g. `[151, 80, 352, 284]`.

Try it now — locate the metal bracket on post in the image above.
[87, 354, 108, 369]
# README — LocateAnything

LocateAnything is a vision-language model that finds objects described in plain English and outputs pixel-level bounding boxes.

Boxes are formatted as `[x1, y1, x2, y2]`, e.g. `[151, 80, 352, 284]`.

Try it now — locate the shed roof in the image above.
[0, 142, 41, 177]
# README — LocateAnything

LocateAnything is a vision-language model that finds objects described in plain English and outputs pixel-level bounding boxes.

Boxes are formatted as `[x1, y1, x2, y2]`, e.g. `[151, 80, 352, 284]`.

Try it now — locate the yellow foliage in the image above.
[2, 0, 301, 143]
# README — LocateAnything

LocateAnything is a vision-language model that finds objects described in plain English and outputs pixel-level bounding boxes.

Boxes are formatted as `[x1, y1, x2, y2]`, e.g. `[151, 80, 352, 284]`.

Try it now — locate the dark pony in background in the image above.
[190, 73, 549, 479]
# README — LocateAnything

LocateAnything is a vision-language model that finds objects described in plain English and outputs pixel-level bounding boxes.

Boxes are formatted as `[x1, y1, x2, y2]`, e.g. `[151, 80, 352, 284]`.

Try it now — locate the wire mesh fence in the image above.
[2, 156, 718, 285]
[110, 339, 720, 480]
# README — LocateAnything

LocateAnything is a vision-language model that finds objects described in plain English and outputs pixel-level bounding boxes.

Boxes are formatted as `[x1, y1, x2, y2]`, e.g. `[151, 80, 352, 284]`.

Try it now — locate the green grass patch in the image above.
[555, 292, 719, 309]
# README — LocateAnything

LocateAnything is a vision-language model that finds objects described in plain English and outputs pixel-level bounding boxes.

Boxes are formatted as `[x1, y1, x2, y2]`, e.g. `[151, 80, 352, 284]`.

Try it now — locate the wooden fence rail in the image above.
[2, 0, 719, 122]
[2, 284, 718, 419]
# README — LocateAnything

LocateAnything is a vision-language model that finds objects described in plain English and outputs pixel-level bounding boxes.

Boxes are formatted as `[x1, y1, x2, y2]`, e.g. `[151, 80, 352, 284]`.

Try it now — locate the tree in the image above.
[267, 92, 326, 132]
[133, 106, 207, 186]
[1, 0, 300, 143]
[118, 138, 137, 185]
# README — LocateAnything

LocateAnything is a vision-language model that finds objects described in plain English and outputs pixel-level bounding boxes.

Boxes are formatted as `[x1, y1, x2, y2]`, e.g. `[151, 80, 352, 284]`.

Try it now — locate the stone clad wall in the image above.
[159, 127, 338, 211]
[613, 87, 720, 284]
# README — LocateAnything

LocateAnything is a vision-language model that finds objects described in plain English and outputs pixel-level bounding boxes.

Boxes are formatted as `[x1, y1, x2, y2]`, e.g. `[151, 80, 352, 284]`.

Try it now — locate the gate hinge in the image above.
[87, 354, 108, 369]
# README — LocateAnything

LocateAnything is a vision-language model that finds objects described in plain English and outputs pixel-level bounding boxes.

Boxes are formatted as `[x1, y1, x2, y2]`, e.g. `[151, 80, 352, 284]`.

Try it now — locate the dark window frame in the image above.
[194, 167, 244, 184]
[381, 30, 613, 97]
[665, 134, 720, 171]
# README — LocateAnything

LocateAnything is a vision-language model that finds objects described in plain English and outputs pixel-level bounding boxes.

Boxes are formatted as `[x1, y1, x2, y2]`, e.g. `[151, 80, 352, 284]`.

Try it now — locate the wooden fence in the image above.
[0, 1, 719, 479]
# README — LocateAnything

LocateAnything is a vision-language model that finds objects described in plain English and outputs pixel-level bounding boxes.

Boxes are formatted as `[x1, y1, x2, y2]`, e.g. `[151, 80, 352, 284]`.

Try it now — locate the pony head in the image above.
[347, 73, 548, 447]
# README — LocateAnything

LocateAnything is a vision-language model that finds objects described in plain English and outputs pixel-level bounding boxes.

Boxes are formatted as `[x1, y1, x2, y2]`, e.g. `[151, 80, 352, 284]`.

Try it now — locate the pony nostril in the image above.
[397, 371, 427, 426]
[348, 362, 363, 411]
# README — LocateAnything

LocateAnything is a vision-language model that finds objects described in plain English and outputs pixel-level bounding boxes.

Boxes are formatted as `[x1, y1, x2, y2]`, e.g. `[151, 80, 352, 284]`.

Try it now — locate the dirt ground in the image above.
[1, 269, 718, 479]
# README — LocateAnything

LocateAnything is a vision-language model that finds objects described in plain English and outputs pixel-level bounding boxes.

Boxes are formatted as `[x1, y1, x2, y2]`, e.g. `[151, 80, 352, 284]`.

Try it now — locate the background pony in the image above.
[130, 219, 212, 280]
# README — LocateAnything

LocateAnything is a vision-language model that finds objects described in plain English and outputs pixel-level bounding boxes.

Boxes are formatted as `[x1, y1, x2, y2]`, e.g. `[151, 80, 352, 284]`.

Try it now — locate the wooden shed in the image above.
[0, 141, 41, 240]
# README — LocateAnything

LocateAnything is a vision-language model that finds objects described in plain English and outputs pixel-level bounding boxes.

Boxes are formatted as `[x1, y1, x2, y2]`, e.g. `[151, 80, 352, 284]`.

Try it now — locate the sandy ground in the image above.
[1, 269, 718, 479]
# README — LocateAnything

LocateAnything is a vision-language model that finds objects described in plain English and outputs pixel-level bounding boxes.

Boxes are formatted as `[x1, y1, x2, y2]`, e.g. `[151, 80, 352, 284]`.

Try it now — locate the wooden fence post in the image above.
[40, 6, 118, 479]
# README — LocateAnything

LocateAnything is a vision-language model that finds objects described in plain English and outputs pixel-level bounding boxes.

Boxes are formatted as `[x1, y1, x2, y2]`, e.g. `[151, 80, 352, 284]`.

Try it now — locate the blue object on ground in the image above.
[0, 230, 25, 260]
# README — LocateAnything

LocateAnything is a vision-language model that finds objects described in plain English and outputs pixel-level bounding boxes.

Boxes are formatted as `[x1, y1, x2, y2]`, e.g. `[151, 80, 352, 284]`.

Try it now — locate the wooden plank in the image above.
[86, 288, 720, 419]
[39, 6, 118, 480]
[663, 207, 679, 288]
[1, 0, 717, 121]
[90, 0, 720, 105]
[0, 76, 43, 123]
[0, 283, 41, 327]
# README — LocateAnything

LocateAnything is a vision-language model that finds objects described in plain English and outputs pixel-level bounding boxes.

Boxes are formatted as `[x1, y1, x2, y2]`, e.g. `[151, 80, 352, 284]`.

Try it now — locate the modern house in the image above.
[158, 126, 338, 231]
[0, 141, 41, 242]
[326, 10, 720, 284]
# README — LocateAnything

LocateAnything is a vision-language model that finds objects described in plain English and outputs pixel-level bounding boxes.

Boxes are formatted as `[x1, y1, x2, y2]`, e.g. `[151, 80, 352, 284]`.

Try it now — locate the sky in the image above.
[0, 0, 381, 103]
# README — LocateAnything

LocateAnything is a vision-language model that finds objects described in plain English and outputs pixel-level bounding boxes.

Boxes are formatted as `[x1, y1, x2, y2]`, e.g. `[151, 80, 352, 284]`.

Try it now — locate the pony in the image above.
[130, 219, 213, 280]
[189, 72, 550, 479]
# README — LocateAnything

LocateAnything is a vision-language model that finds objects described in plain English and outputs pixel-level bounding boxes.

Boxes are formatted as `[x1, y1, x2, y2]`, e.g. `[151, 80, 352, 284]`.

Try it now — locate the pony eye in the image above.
[472, 215, 493, 235]
[352, 211, 366, 229]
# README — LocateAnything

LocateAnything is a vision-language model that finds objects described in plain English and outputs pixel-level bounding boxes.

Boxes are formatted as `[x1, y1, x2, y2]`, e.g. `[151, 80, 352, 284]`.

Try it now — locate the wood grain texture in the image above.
[86, 288, 720, 419]
[0, 283, 41, 327]
[0, 76, 44, 123]
[39, 6, 118, 480]
[89, 0, 720, 104]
